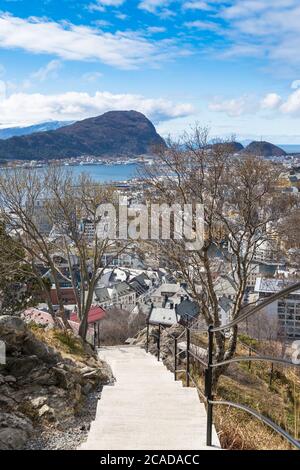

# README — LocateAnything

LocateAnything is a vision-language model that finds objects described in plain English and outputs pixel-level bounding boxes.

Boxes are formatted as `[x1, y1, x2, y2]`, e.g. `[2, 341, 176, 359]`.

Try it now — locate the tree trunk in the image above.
[78, 279, 96, 341]
[79, 315, 88, 340]
[50, 264, 71, 330]
[212, 326, 238, 391]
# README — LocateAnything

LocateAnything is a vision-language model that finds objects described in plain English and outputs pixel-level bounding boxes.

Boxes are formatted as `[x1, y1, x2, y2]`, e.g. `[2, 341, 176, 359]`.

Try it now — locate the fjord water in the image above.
[67, 163, 139, 182]
[1, 163, 139, 182]
[280, 145, 300, 153]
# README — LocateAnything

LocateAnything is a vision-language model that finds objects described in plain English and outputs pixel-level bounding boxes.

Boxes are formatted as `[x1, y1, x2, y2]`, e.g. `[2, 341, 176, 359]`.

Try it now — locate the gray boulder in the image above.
[0, 412, 33, 450]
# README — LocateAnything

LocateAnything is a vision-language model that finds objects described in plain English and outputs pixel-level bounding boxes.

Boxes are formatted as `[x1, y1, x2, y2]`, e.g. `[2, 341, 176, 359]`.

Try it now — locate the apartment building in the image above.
[254, 277, 300, 339]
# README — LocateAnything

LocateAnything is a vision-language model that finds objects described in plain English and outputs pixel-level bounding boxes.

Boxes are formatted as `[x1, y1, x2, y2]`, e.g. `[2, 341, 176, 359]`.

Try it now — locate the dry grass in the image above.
[28, 323, 89, 360]
[215, 407, 291, 450]
[215, 371, 292, 449]
[186, 368, 295, 450]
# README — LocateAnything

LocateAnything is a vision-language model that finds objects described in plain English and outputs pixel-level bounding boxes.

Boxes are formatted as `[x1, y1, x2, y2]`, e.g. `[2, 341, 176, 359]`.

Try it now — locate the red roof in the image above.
[70, 305, 106, 324]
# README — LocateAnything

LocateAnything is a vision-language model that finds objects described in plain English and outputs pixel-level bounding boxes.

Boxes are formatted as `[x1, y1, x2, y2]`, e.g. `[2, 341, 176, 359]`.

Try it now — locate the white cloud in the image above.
[209, 86, 300, 118]
[261, 93, 282, 110]
[216, 0, 300, 69]
[0, 13, 186, 70]
[138, 0, 175, 17]
[98, 0, 125, 5]
[0, 89, 195, 127]
[88, 0, 126, 11]
[0, 81, 6, 101]
[93, 19, 112, 28]
[221, 1, 269, 20]
[291, 80, 300, 90]
[184, 20, 219, 31]
[183, 1, 211, 11]
[260, 88, 300, 115]
[147, 26, 166, 33]
[281, 89, 300, 114]
[82, 71, 103, 82]
[138, 0, 169, 13]
[209, 95, 255, 117]
[32, 60, 62, 82]
[0, 64, 6, 78]
[115, 12, 128, 20]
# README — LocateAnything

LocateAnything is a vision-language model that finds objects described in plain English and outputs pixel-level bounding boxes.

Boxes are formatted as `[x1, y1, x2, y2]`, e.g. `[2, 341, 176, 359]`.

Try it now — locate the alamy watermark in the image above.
[0, 340, 5, 365]
[96, 196, 204, 251]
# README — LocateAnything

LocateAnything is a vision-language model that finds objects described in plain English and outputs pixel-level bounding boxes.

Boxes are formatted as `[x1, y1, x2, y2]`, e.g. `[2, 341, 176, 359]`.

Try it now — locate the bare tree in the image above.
[43, 168, 128, 339]
[0, 168, 70, 326]
[0, 167, 127, 339]
[140, 126, 292, 387]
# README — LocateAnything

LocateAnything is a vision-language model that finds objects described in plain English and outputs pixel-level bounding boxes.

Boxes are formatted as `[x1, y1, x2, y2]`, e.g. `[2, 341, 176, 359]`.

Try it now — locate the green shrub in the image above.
[53, 330, 84, 355]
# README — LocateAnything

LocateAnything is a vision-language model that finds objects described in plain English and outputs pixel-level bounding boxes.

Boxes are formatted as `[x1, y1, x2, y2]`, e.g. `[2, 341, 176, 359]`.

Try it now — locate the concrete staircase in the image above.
[80, 346, 220, 450]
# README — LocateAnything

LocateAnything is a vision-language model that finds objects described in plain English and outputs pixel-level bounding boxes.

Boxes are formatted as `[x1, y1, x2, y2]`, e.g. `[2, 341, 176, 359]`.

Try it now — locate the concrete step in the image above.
[98, 388, 202, 403]
[80, 345, 220, 451]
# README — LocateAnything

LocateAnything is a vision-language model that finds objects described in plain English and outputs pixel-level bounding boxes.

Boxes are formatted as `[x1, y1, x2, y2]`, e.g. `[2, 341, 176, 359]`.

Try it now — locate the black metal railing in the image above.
[145, 286, 300, 450]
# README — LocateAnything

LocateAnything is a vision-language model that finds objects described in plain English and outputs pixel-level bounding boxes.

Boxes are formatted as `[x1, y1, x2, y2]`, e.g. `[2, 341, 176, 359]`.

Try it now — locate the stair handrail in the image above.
[146, 283, 300, 450]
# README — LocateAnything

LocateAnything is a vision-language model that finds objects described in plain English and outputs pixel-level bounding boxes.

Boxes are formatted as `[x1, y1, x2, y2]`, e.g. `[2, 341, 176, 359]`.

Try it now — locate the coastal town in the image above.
[0, 154, 154, 170]
[10, 159, 300, 344]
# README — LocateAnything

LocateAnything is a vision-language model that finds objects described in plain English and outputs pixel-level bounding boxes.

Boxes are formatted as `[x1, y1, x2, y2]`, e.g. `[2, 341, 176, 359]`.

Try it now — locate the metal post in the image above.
[248, 347, 252, 371]
[97, 322, 100, 348]
[146, 321, 149, 353]
[174, 337, 177, 381]
[186, 328, 190, 387]
[269, 362, 274, 389]
[157, 323, 161, 362]
[206, 325, 214, 447]
[93, 322, 97, 349]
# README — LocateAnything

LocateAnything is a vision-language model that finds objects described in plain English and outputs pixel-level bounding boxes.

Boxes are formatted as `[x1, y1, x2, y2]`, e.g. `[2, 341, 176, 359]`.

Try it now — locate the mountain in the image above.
[0, 111, 166, 161]
[241, 141, 286, 157]
[0, 121, 73, 140]
[210, 141, 244, 153]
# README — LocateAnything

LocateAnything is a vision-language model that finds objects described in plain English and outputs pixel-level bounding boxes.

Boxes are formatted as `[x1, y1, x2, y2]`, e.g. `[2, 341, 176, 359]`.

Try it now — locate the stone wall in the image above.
[0, 316, 113, 450]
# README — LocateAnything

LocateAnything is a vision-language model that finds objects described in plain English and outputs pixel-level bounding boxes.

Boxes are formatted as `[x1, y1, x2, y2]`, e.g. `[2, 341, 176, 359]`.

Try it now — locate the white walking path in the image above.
[81, 345, 220, 450]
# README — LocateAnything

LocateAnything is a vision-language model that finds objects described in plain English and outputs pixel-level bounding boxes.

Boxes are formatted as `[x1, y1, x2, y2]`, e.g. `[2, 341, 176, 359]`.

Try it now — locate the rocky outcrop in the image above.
[0, 315, 113, 450]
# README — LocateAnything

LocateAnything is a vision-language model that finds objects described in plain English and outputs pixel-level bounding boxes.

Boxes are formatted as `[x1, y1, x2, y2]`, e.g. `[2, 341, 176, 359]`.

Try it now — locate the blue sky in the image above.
[1, 0, 300, 142]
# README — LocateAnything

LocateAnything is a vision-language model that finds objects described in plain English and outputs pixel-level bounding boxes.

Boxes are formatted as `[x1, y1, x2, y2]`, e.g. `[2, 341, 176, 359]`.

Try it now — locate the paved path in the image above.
[80, 346, 220, 450]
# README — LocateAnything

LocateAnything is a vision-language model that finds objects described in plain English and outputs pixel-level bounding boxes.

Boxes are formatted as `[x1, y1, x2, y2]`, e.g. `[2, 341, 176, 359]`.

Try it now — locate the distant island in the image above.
[241, 141, 286, 157]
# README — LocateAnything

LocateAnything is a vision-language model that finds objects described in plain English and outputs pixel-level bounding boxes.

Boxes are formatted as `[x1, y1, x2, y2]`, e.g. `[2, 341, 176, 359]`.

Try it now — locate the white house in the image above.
[95, 281, 136, 310]
[214, 275, 236, 301]
[150, 283, 190, 308]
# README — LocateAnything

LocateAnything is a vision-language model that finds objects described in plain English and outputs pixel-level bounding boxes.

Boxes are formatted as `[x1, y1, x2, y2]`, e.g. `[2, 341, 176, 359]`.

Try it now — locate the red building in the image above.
[70, 305, 106, 347]
[50, 287, 77, 305]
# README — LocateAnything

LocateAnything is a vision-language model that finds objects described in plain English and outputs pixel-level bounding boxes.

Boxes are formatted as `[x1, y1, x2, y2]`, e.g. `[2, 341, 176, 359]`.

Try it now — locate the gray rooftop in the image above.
[148, 307, 178, 326]
[175, 299, 199, 321]
[254, 277, 300, 295]
[218, 296, 233, 313]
